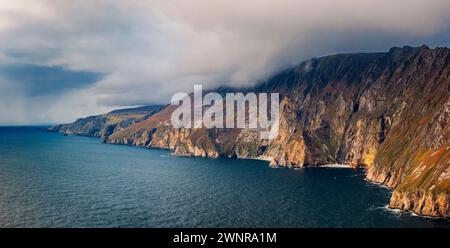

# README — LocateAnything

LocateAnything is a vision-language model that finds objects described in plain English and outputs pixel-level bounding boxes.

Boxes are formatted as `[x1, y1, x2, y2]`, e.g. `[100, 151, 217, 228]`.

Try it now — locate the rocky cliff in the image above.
[49, 105, 164, 138]
[57, 46, 450, 218]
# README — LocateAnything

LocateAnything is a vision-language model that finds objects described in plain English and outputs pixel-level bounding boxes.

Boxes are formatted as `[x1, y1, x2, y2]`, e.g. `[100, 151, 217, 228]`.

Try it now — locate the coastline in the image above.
[50, 130, 448, 219]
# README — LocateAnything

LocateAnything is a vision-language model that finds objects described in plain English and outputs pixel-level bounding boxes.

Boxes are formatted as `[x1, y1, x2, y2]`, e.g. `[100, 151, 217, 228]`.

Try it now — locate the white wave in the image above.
[376, 205, 442, 220]
[364, 179, 391, 190]
[318, 164, 353, 168]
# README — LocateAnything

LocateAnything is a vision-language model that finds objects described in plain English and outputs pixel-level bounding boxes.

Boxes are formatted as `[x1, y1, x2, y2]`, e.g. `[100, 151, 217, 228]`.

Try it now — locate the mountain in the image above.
[55, 45, 450, 218]
[49, 105, 164, 138]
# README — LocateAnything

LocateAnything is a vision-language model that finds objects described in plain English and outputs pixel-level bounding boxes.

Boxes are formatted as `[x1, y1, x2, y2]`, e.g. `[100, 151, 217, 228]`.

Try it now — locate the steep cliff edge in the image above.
[49, 105, 164, 138]
[66, 46, 449, 217]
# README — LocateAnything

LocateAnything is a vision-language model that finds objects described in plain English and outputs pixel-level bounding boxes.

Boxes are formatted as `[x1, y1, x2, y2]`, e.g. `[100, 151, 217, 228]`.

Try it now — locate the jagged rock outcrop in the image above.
[49, 105, 163, 138]
[61, 46, 450, 217]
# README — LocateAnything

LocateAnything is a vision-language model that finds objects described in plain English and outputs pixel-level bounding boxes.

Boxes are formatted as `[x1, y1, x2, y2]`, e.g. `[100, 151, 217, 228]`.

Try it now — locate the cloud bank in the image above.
[0, 0, 449, 124]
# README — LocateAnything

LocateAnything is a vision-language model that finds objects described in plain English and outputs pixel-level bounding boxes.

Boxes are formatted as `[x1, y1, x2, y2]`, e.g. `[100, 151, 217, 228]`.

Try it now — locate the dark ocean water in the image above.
[0, 126, 448, 227]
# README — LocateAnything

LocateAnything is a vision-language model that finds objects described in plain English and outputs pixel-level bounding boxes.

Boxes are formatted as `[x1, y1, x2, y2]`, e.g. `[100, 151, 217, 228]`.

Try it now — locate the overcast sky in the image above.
[0, 0, 449, 125]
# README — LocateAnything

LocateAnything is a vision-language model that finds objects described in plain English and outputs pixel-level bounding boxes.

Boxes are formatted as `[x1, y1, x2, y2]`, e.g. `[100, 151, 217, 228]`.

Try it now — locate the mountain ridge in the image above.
[49, 105, 164, 138]
[51, 45, 450, 218]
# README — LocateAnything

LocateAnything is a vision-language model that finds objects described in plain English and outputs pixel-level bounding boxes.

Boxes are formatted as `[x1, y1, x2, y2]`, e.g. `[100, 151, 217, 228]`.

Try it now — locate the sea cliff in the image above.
[52, 46, 450, 218]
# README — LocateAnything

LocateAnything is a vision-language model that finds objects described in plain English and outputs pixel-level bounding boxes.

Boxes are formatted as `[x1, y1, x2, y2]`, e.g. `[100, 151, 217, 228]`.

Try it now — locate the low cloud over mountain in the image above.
[0, 0, 449, 124]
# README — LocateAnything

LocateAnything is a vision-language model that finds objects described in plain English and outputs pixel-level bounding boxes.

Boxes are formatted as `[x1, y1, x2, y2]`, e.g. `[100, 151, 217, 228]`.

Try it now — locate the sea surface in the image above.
[0, 126, 448, 227]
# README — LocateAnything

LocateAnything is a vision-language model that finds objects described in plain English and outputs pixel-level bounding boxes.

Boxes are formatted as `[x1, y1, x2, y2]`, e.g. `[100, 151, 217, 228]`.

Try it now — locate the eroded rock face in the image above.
[76, 46, 450, 217]
[389, 190, 449, 217]
[49, 105, 164, 138]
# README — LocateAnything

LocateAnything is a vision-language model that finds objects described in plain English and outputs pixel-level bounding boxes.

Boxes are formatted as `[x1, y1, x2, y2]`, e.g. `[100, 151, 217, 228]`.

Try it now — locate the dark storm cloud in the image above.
[0, 64, 102, 96]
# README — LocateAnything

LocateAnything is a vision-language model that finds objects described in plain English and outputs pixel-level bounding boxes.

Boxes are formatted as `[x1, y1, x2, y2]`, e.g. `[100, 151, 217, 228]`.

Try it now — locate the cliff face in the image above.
[49, 105, 164, 138]
[63, 46, 450, 218]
